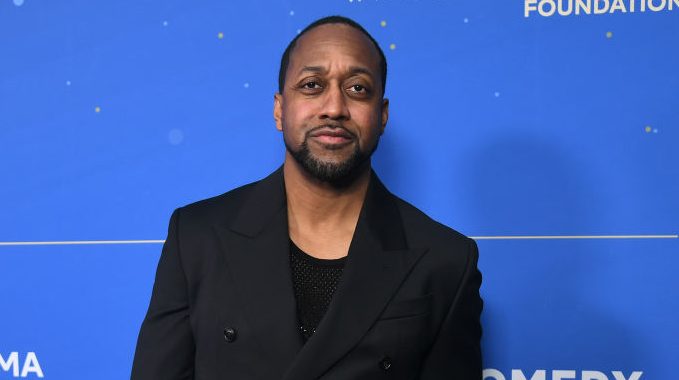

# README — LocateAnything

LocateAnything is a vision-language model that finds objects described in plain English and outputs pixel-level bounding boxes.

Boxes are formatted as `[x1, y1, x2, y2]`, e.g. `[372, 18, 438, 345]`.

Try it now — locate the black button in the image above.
[379, 356, 392, 371]
[224, 327, 237, 343]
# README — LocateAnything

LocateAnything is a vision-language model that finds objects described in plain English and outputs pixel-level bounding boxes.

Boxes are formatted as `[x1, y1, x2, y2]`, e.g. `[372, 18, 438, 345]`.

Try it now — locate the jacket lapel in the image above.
[282, 171, 428, 380]
[216, 167, 427, 379]
[215, 167, 303, 378]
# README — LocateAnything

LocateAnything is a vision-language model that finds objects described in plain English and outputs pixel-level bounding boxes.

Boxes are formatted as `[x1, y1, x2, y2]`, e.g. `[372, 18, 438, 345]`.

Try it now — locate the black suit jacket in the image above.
[131, 167, 482, 380]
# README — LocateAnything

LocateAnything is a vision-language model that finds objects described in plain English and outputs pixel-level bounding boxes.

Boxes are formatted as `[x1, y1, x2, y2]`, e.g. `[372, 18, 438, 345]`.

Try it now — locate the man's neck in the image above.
[283, 154, 371, 259]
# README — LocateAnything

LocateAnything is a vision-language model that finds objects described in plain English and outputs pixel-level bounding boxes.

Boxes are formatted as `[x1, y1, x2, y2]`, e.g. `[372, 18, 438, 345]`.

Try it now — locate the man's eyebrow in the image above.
[298, 66, 326, 75]
[296, 65, 375, 77]
[347, 66, 374, 77]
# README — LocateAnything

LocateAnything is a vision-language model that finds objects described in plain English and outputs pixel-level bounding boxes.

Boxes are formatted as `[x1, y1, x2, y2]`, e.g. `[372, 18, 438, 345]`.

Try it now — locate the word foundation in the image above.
[525, 0, 679, 17]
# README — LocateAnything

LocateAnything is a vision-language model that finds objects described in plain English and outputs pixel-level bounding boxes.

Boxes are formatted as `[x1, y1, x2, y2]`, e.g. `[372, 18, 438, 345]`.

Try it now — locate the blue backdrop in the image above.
[1, 0, 677, 379]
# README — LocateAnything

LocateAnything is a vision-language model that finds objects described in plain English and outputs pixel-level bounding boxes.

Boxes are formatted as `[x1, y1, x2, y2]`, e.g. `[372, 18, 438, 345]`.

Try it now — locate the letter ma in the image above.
[0, 352, 44, 378]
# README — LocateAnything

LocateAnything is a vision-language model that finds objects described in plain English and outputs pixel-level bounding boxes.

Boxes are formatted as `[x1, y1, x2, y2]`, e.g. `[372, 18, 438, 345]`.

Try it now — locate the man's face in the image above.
[274, 23, 388, 184]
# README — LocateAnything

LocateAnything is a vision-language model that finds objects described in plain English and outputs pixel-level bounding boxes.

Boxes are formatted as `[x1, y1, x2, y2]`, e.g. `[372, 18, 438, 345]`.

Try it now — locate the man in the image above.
[131, 15, 482, 380]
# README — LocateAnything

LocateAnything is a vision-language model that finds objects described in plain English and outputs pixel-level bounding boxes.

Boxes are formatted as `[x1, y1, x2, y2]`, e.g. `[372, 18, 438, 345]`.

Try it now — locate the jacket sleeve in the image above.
[419, 238, 483, 379]
[131, 209, 195, 380]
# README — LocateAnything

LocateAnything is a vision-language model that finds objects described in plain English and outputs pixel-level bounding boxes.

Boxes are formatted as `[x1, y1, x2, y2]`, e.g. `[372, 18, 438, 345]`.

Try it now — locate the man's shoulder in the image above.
[173, 178, 260, 226]
[389, 194, 478, 278]
[391, 194, 472, 249]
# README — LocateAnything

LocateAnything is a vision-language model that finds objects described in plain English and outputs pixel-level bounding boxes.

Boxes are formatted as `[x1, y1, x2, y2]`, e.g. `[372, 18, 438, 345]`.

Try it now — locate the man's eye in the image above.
[302, 81, 321, 89]
[348, 84, 369, 95]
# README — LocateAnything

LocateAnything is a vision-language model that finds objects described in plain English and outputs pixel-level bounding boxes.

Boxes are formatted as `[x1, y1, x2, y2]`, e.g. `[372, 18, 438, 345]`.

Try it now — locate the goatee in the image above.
[285, 136, 378, 187]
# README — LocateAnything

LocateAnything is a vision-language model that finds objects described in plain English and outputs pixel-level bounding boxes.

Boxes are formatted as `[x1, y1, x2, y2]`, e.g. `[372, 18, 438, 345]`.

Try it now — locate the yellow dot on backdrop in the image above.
[606, 31, 613, 39]
[380, 20, 387, 27]
[645, 126, 652, 133]
[95, 106, 101, 113]
[218, 32, 224, 39]
[389, 43, 396, 50]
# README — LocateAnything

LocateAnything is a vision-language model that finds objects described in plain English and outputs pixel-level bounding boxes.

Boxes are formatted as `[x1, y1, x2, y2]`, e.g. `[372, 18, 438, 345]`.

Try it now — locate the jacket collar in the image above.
[229, 165, 409, 251]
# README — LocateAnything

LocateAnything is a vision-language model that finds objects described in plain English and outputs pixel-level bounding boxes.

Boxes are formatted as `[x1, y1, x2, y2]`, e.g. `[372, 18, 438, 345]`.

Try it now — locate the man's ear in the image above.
[273, 93, 283, 132]
[380, 98, 389, 135]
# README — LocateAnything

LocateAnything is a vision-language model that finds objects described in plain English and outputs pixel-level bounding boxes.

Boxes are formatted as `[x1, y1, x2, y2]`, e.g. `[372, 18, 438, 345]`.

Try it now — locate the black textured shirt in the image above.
[289, 239, 346, 342]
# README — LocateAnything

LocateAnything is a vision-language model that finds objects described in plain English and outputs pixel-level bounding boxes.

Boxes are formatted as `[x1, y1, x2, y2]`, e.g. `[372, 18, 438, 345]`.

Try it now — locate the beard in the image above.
[285, 129, 379, 187]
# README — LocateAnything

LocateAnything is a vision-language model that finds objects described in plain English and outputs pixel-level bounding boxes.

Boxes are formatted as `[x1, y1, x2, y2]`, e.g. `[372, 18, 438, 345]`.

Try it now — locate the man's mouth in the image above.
[308, 126, 354, 145]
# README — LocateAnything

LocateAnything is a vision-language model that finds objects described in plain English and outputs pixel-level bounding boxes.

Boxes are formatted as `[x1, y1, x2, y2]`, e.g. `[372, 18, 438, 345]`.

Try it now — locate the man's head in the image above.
[278, 16, 387, 97]
[274, 16, 389, 186]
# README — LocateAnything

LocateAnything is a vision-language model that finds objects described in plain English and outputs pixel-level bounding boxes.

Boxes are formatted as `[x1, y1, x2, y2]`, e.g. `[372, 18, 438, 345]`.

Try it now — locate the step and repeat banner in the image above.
[1, 0, 677, 379]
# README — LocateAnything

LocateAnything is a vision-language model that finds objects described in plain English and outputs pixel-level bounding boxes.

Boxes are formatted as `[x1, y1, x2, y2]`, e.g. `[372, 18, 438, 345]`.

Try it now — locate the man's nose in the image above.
[319, 85, 350, 121]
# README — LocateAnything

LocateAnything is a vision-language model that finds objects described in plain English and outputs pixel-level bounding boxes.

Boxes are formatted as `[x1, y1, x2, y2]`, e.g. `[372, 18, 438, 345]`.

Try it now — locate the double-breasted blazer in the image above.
[131, 167, 482, 379]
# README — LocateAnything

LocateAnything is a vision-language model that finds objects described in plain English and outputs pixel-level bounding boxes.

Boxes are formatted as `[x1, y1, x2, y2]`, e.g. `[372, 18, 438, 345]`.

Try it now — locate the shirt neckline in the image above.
[289, 239, 347, 267]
